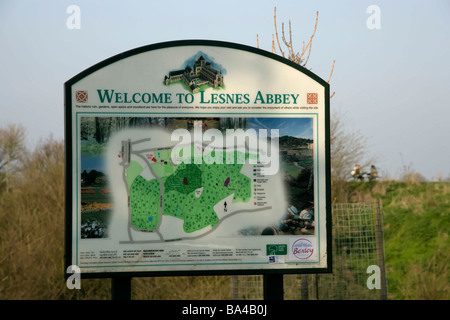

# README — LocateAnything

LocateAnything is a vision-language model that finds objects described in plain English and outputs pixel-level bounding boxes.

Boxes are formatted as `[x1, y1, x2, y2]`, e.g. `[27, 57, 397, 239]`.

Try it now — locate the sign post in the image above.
[111, 277, 131, 300]
[264, 274, 284, 300]
[65, 40, 331, 296]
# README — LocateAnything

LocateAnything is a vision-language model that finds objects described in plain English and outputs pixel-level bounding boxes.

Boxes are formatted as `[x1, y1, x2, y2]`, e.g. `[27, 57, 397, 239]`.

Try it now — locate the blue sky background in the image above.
[1, 0, 449, 180]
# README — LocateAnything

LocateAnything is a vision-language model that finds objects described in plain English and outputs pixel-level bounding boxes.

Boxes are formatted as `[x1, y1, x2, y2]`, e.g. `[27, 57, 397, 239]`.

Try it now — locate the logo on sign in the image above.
[76, 90, 88, 103]
[307, 93, 318, 104]
[163, 52, 225, 94]
[291, 238, 314, 260]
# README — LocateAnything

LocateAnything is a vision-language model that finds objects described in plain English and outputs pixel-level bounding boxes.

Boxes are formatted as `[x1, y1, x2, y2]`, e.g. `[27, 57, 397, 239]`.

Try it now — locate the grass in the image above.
[345, 180, 450, 300]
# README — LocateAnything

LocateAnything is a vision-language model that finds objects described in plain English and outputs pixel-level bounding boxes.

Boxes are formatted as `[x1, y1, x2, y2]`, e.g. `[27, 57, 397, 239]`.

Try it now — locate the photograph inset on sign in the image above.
[244, 117, 315, 236]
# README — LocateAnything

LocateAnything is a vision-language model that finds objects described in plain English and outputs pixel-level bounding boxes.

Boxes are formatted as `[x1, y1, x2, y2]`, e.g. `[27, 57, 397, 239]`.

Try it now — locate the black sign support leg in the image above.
[263, 274, 284, 300]
[111, 277, 131, 300]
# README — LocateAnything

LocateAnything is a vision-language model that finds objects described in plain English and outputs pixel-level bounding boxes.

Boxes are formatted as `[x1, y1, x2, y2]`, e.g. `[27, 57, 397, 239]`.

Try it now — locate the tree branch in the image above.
[296, 11, 318, 65]
[328, 60, 335, 83]
[273, 7, 285, 58]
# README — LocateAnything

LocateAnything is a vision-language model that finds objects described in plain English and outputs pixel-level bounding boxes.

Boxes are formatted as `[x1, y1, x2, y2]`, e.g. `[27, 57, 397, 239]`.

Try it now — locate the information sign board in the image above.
[65, 40, 331, 277]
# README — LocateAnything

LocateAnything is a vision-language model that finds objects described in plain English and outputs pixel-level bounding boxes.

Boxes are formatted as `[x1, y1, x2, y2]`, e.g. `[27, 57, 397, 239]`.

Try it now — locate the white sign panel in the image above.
[65, 40, 331, 276]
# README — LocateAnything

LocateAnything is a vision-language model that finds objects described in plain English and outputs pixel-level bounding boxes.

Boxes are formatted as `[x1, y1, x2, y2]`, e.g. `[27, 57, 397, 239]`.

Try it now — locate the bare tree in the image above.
[257, 7, 377, 201]
[330, 111, 376, 181]
[257, 7, 335, 98]
[0, 124, 26, 191]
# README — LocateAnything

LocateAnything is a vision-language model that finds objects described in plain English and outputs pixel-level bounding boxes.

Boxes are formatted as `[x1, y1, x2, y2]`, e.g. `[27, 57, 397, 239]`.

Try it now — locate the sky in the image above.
[0, 0, 449, 180]
[247, 118, 313, 140]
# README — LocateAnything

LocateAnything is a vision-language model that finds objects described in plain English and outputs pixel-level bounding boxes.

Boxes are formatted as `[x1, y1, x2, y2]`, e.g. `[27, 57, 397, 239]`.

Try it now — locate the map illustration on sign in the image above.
[79, 117, 315, 243]
[110, 122, 283, 243]
[120, 135, 255, 239]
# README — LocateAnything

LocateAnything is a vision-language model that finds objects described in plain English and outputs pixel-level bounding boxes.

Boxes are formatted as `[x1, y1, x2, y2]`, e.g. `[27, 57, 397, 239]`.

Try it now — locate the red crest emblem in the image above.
[307, 93, 318, 104]
[76, 90, 88, 103]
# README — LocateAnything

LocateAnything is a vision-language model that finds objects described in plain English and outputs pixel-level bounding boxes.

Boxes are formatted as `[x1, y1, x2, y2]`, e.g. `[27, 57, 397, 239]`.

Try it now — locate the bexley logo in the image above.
[76, 90, 88, 103]
[291, 238, 314, 260]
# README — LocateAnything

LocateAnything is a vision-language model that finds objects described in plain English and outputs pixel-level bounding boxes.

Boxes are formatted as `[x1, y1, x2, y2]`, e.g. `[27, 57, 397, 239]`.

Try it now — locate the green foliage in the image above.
[80, 139, 105, 156]
[378, 181, 450, 299]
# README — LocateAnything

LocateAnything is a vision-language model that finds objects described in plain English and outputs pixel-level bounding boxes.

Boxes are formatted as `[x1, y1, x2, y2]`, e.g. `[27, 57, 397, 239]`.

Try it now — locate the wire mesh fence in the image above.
[231, 201, 388, 300]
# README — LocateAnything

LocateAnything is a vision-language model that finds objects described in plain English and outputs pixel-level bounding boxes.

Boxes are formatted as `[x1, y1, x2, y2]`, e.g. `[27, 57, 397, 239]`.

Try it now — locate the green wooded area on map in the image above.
[128, 149, 252, 233]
